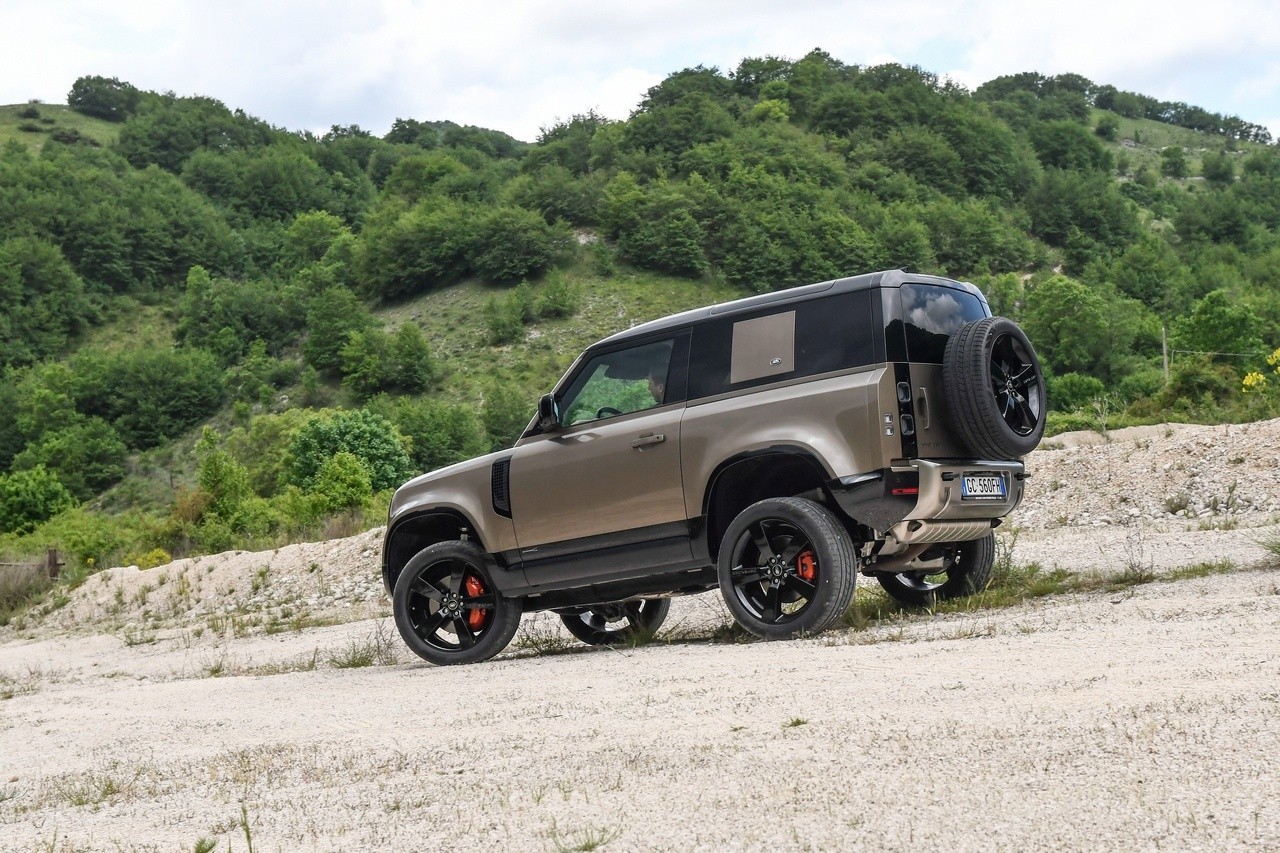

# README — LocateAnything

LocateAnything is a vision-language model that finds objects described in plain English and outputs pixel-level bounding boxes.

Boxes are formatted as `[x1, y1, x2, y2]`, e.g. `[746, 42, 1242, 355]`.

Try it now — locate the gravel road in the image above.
[2, 420, 1279, 851]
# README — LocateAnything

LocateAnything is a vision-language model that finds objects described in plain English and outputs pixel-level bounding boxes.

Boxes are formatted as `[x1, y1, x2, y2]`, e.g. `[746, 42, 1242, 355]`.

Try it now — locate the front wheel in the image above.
[392, 541, 522, 665]
[876, 533, 995, 607]
[557, 599, 671, 645]
[717, 497, 857, 640]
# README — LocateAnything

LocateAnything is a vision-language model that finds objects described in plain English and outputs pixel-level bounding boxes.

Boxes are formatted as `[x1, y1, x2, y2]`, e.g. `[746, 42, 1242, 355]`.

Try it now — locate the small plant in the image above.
[327, 623, 399, 668]
[193, 838, 217, 853]
[783, 717, 808, 728]
[121, 626, 157, 646]
[549, 819, 622, 853]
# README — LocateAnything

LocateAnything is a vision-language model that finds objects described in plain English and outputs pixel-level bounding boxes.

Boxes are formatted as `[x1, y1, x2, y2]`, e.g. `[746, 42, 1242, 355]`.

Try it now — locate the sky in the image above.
[3, 0, 1279, 142]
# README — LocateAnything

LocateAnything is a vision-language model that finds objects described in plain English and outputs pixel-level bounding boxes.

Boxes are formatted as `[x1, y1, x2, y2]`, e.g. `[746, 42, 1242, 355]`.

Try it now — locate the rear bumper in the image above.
[829, 458, 1026, 539]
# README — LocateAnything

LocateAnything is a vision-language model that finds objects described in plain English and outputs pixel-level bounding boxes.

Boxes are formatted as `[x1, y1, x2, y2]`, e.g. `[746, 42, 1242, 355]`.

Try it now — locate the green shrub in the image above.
[283, 409, 413, 492]
[0, 466, 77, 535]
[310, 452, 373, 512]
[1047, 372, 1104, 412]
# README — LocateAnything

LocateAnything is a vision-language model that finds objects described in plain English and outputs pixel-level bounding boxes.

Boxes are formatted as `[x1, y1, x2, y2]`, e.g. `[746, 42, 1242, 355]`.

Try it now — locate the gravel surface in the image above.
[2, 420, 1278, 851]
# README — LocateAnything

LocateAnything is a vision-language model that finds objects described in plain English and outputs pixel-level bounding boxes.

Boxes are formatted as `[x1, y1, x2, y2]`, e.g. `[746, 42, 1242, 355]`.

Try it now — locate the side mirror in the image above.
[536, 394, 560, 432]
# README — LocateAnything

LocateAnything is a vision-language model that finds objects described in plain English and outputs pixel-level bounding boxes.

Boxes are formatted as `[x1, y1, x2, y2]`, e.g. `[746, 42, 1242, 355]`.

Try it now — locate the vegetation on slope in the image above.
[1, 57, 1279, 574]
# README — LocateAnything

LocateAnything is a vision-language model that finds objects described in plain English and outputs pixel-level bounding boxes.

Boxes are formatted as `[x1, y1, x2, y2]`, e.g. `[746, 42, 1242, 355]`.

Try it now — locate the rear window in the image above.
[899, 283, 988, 363]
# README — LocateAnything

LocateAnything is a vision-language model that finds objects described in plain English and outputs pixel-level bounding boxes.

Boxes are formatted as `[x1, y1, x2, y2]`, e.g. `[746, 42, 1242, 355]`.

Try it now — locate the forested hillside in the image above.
[1, 55, 1279, 582]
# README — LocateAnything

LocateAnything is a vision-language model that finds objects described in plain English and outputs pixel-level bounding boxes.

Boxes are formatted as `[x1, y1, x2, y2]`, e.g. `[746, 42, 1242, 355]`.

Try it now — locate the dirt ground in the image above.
[2, 421, 1279, 851]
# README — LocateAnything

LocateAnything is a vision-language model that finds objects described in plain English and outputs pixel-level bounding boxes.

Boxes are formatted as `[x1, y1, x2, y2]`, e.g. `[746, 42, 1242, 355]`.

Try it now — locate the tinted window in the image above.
[558, 339, 675, 425]
[688, 291, 875, 399]
[899, 284, 988, 364]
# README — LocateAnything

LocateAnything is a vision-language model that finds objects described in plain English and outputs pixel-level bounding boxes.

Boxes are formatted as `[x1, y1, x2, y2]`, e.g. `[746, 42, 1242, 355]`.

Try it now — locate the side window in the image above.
[689, 291, 875, 399]
[559, 339, 676, 426]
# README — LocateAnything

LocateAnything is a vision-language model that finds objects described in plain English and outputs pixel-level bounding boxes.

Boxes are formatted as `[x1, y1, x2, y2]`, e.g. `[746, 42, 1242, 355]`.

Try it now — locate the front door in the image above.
[508, 336, 689, 570]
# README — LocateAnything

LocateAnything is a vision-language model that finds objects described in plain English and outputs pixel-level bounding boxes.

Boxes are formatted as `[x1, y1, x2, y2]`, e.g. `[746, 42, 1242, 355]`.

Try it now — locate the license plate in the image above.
[961, 475, 1006, 500]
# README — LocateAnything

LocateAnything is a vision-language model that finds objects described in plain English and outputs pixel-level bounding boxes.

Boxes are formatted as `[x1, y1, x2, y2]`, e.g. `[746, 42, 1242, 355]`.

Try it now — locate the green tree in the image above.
[11, 417, 127, 502]
[1200, 150, 1235, 188]
[303, 287, 375, 375]
[1022, 276, 1110, 376]
[308, 451, 372, 511]
[1173, 290, 1265, 364]
[1160, 146, 1188, 178]
[371, 397, 489, 473]
[0, 236, 95, 367]
[470, 206, 561, 283]
[0, 465, 76, 535]
[283, 409, 413, 491]
[66, 75, 140, 122]
[72, 347, 226, 448]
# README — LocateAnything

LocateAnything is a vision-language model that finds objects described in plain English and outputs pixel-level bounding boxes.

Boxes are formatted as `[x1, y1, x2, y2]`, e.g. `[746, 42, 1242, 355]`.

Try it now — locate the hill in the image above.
[2, 54, 1280, 578]
[0, 102, 120, 151]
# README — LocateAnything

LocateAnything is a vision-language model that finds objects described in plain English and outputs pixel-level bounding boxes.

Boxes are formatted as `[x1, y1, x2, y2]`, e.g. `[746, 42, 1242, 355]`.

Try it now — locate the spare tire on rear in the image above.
[943, 317, 1046, 459]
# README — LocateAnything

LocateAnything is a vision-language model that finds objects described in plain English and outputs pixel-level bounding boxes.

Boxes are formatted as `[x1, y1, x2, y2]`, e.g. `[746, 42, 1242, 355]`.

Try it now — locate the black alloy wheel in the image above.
[392, 541, 522, 665]
[875, 533, 996, 607]
[558, 599, 671, 645]
[717, 497, 856, 640]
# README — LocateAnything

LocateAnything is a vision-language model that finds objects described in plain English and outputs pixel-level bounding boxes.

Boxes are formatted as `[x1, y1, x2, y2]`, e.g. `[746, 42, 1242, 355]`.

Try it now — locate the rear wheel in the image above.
[557, 599, 671, 645]
[876, 533, 995, 607]
[717, 497, 857, 639]
[392, 541, 522, 665]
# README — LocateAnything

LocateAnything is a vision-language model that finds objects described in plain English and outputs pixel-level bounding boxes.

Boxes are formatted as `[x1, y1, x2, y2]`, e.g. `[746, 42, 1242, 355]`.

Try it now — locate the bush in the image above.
[310, 452, 373, 512]
[535, 271, 581, 318]
[471, 206, 561, 283]
[283, 409, 413, 492]
[0, 466, 77, 535]
[481, 382, 536, 450]
[1047, 373, 1104, 412]
[372, 397, 489, 473]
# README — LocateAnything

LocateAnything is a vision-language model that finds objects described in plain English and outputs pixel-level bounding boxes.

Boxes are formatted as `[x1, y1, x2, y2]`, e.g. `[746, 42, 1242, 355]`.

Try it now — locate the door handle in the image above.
[916, 387, 930, 430]
[631, 433, 666, 449]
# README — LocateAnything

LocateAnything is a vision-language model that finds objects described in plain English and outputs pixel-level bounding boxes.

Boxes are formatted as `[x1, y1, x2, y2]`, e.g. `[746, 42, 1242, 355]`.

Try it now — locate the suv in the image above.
[382, 269, 1045, 664]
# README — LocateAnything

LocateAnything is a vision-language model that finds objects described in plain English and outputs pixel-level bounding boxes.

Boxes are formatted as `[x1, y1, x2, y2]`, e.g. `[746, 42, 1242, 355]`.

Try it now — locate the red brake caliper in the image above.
[463, 575, 487, 630]
[796, 550, 818, 582]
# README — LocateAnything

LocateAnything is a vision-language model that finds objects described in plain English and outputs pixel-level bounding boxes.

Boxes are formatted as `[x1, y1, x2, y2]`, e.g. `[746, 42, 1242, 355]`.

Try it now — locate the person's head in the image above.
[647, 366, 666, 404]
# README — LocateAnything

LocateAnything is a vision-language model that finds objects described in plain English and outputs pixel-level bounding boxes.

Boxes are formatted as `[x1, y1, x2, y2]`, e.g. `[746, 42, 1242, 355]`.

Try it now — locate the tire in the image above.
[876, 533, 995, 607]
[943, 317, 1046, 459]
[558, 599, 671, 646]
[392, 541, 522, 665]
[717, 497, 857, 640]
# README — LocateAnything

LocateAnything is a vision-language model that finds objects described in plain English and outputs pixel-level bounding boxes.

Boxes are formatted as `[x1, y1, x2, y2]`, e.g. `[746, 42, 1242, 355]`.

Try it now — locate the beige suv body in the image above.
[383, 270, 1046, 664]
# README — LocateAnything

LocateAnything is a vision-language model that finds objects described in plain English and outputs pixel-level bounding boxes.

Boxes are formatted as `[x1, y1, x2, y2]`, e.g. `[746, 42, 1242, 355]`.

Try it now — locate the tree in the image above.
[66, 75, 140, 122]
[11, 417, 127, 502]
[283, 409, 414, 491]
[1173, 290, 1265, 364]
[1200, 150, 1235, 188]
[303, 287, 375, 375]
[1022, 276, 1110, 376]
[0, 236, 94, 367]
[1161, 146, 1188, 178]
[470, 206, 561, 283]
[0, 465, 76, 535]
[72, 346, 226, 449]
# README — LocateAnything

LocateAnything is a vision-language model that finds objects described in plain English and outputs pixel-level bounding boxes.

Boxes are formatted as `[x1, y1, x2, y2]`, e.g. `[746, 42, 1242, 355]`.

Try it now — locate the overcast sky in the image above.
[4, 1, 1278, 142]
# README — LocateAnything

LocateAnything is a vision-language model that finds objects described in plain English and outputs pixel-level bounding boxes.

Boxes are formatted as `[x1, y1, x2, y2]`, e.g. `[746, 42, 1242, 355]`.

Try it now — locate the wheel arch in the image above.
[700, 449, 843, 561]
[382, 509, 487, 595]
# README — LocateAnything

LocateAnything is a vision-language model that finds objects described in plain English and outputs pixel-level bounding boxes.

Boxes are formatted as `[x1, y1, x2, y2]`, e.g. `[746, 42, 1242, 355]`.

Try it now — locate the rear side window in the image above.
[688, 290, 875, 399]
[899, 283, 988, 364]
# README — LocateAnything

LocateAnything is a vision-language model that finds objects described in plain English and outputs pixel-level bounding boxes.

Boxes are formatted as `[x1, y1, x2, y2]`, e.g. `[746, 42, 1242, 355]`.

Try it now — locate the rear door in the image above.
[889, 282, 990, 460]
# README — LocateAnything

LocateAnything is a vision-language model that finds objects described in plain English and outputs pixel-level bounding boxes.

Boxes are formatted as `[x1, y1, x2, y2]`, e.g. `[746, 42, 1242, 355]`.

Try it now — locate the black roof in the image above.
[592, 269, 975, 350]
